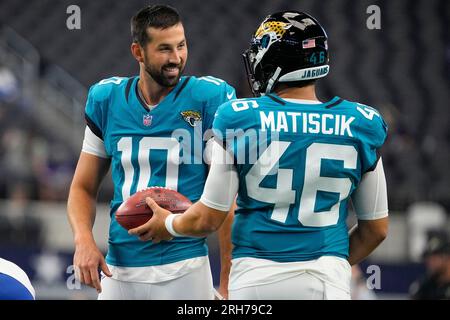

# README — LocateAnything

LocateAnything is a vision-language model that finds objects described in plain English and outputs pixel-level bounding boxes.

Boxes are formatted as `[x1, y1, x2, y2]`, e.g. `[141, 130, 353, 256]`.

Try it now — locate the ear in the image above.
[131, 42, 145, 63]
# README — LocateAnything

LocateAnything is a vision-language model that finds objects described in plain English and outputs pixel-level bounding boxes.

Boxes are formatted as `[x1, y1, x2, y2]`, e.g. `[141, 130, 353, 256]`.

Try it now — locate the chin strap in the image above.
[265, 67, 282, 94]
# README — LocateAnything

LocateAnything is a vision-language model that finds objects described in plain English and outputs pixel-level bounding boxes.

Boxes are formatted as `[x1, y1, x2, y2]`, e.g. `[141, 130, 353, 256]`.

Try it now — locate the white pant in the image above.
[98, 259, 214, 300]
[229, 272, 350, 300]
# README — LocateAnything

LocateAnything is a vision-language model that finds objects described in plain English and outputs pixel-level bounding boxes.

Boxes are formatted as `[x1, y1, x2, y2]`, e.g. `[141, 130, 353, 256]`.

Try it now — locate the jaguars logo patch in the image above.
[255, 21, 289, 40]
[181, 110, 202, 127]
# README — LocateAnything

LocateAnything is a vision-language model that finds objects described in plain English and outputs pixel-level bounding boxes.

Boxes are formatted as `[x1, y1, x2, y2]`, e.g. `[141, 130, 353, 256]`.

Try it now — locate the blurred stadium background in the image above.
[0, 0, 449, 299]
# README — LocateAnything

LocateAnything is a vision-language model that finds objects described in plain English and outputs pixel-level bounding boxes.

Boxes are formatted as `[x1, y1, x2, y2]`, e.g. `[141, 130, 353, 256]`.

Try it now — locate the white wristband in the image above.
[164, 214, 184, 237]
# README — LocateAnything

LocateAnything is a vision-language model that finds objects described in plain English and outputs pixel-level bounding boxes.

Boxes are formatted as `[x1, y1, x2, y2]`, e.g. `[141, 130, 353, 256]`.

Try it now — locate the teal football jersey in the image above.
[85, 75, 236, 267]
[213, 94, 387, 262]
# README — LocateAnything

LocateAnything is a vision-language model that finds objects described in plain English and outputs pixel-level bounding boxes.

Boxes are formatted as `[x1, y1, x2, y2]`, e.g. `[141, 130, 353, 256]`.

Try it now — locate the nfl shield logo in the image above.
[143, 114, 152, 126]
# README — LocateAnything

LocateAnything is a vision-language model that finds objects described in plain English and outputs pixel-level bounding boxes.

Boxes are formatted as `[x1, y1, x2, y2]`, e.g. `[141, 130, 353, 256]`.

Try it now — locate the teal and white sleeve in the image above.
[82, 126, 108, 158]
[203, 82, 236, 132]
[200, 141, 239, 212]
[82, 84, 108, 158]
[351, 158, 388, 220]
[359, 109, 388, 173]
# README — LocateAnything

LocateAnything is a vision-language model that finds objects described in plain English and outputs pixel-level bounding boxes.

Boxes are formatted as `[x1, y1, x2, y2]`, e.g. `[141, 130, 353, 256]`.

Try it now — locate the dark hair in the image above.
[131, 5, 181, 46]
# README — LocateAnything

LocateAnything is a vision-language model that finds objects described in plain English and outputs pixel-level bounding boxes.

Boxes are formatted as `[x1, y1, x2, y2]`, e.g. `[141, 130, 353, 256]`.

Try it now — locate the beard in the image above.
[143, 59, 185, 88]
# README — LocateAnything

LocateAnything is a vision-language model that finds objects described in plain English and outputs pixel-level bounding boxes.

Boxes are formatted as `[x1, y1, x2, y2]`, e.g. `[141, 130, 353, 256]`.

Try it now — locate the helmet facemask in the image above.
[243, 47, 261, 96]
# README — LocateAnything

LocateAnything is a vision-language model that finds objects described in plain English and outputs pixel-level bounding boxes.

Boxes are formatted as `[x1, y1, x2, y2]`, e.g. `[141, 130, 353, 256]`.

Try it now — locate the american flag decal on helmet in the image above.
[302, 38, 316, 49]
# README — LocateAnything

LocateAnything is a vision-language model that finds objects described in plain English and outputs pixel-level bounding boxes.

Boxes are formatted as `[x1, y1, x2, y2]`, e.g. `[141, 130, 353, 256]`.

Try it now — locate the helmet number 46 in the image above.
[309, 51, 326, 65]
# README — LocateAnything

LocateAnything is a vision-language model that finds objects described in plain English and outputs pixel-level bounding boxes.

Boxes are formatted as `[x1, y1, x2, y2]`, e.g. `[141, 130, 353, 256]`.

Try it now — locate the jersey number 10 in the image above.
[117, 137, 180, 200]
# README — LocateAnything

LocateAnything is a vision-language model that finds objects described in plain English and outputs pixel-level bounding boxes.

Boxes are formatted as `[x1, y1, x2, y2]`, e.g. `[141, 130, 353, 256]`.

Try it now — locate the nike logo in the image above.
[226, 91, 234, 100]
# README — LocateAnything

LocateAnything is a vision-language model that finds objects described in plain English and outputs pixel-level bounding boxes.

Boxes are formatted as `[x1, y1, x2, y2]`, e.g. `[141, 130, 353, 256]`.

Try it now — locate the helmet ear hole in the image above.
[261, 63, 277, 83]
[254, 64, 268, 87]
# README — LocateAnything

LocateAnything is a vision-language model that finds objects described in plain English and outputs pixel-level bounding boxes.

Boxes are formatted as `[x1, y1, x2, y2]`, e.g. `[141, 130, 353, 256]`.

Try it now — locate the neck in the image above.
[138, 67, 177, 105]
[274, 84, 318, 101]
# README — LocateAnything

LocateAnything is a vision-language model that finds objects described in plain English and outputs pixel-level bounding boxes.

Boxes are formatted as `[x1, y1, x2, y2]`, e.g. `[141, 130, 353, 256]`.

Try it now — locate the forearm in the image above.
[348, 227, 378, 265]
[217, 204, 235, 292]
[173, 201, 228, 237]
[348, 218, 388, 265]
[67, 152, 110, 244]
[168, 141, 235, 238]
[67, 186, 97, 244]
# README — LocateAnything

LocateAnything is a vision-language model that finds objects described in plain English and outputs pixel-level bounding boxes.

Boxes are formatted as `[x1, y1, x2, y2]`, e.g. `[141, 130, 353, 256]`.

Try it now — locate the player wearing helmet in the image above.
[133, 11, 389, 300]
[243, 11, 330, 95]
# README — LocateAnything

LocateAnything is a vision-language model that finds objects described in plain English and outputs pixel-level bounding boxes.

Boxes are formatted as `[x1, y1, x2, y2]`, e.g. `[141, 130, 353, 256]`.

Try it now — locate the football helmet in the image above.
[243, 11, 330, 96]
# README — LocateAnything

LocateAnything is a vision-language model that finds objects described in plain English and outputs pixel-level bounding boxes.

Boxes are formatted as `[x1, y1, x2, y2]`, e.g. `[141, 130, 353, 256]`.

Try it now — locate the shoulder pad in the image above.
[191, 76, 232, 100]
[89, 76, 129, 102]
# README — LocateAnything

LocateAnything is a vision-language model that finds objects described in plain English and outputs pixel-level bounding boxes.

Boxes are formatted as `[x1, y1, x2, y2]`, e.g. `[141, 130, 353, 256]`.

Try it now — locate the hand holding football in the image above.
[115, 187, 192, 230]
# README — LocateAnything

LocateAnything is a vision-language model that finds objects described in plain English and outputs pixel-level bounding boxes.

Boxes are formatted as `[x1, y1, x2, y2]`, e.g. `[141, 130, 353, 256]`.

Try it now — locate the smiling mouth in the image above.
[163, 68, 179, 78]
[163, 66, 180, 73]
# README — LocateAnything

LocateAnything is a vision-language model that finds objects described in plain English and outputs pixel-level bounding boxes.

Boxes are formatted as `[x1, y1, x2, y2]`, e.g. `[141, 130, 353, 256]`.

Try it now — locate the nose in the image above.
[169, 49, 181, 65]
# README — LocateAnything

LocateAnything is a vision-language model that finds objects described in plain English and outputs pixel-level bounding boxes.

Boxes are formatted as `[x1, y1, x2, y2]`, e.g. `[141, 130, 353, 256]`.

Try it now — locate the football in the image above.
[115, 187, 192, 230]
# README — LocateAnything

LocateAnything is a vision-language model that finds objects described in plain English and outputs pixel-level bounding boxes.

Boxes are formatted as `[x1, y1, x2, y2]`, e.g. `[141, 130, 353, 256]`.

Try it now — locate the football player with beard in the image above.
[68, 5, 236, 299]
